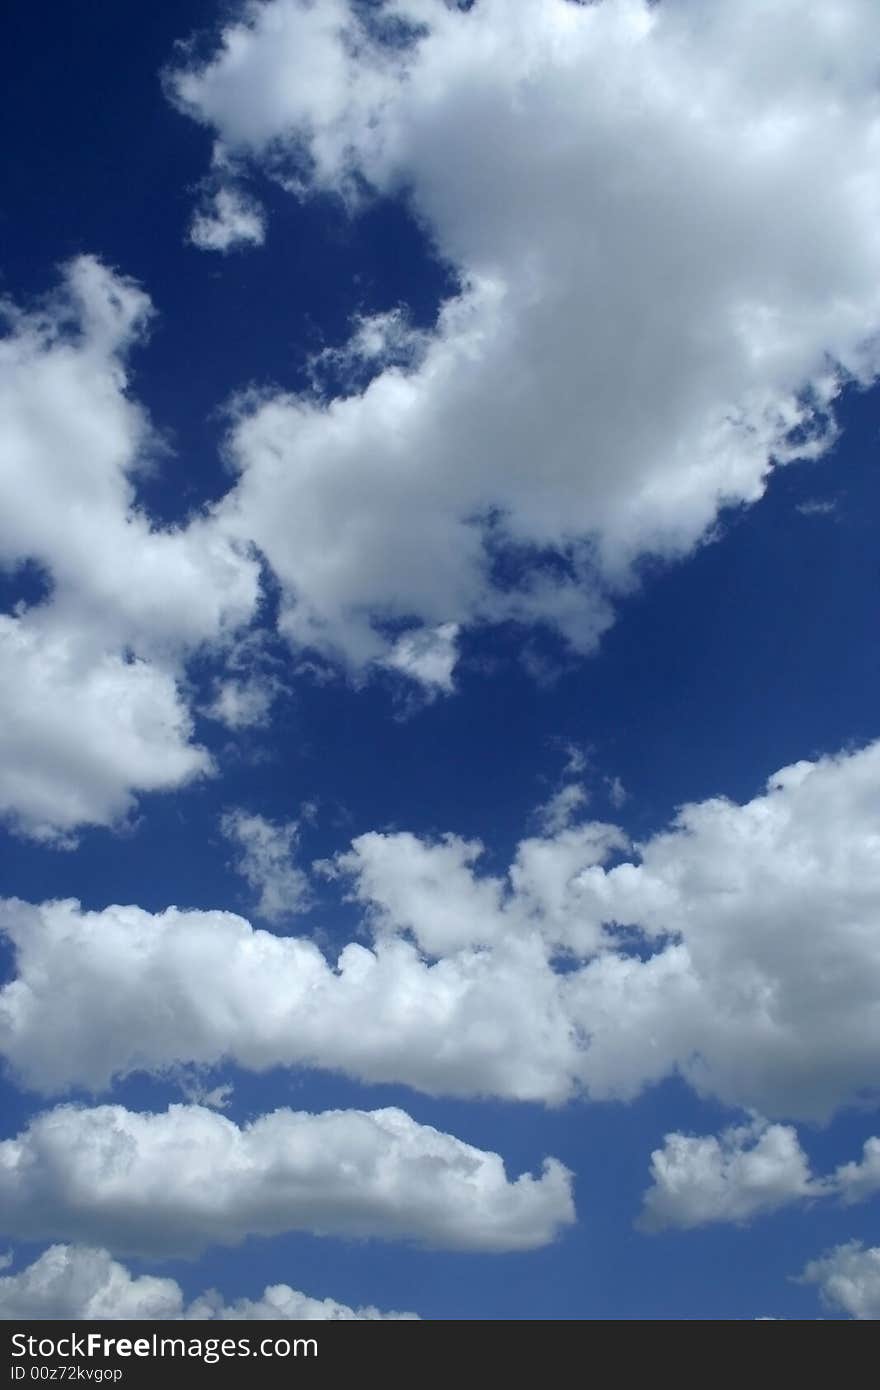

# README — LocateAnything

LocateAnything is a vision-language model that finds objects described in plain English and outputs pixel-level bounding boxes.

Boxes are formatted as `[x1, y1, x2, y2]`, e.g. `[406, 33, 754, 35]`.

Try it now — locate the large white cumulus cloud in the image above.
[4, 739, 880, 1121]
[0, 1245, 418, 1320]
[0, 258, 260, 840]
[0, 894, 581, 1102]
[0, 1103, 573, 1256]
[167, 0, 880, 671]
[11, 0, 880, 833]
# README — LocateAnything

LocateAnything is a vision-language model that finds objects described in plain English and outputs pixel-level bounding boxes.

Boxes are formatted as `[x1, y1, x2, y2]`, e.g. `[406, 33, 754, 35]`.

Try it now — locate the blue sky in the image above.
[2, 0, 880, 1321]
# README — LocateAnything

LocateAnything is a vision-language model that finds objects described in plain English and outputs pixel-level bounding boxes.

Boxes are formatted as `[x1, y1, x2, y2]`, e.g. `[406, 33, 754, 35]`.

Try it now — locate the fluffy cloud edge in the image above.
[0, 1245, 418, 1320]
[3, 737, 880, 1123]
[0, 1102, 575, 1257]
[160, 0, 880, 677]
[0, 256, 261, 841]
[799, 1241, 880, 1320]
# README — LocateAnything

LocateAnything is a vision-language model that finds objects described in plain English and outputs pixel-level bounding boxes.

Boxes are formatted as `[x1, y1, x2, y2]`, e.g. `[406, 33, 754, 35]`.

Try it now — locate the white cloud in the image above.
[0, 617, 211, 844]
[163, 0, 880, 672]
[205, 675, 278, 729]
[507, 821, 630, 956]
[562, 738, 880, 1120]
[189, 1285, 418, 1321]
[188, 186, 266, 252]
[833, 1138, 880, 1205]
[309, 308, 429, 396]
[561, 745, 587, 778]
[220, 809, 311, 921]
[605, 776, 627, 810]
[536, 783, 589, 835]
[383, 622, 459, 694]
[10, 2, 880, 834]
[0, 257, 258, 654]
[638, 1119, 824, 1231]
[800, 1242, 880, 1320]
[0, 1246, 182, 1320]
[178, 1075, 234, 1110]
[0, 257, 260, 840]
[4, 739, 880, 1119]
[337, 830, 512, 956]
[0, 1245, 417, 1320]
[796, 498, 838, 518]
[204, 630, 286, 729]
[0, 1103, 574, 1256]
[0, 894, 579, 1102]
[638, 1121, 880, 1231]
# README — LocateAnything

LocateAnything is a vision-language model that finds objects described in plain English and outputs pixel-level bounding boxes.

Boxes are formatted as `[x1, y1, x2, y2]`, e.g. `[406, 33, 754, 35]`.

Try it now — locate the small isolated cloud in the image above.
[800, 1242, 880, 1320]
[205, 675, 278, 730]
[0, 1103, 575, 1257]
[188, 186, 265, 253]
[638, 1118, 824, 1231]
[796, 498, 838, 517]
[384, 623, 459, 694]
[0, 1245, 417, 1321]
[177, 1071, 233, 1110]
[220, 809, 311, 921]
[605, 775, 627, 809]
